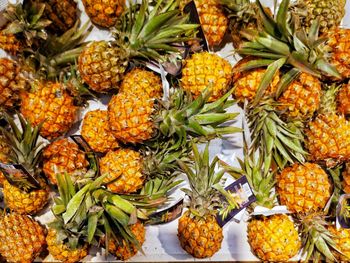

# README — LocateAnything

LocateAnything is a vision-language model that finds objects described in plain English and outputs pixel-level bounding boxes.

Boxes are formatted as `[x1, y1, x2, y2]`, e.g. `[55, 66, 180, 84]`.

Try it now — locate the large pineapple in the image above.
[43, 138, 89, 185]
[0, 58, 26, 110]
[276, 162, 332, 213]
[82, 0, 124, 28]
[81, 110, 119, 153]
[20, 81, 78, 140]
[181, 52, 232, 102]
[0, 114, 49, 215]
[0, 212, 47, 263]
[180, 0, 228, 47]
[337, 82, 350, 116]
[78, 0, 197, 93]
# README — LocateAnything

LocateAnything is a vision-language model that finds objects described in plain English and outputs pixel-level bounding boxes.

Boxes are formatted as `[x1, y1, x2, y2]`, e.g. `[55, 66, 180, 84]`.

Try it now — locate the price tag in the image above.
[146, 199, 184, 225]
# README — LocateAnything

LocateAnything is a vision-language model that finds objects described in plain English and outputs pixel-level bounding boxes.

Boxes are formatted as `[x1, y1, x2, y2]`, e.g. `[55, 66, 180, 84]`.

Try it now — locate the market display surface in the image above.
[0, 0, 350, 262]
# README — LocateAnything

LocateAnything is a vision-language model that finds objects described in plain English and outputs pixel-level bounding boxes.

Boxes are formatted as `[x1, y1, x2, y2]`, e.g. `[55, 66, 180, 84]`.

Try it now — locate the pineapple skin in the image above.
[0, 58, 26, 110]
[46, 229, 89, 263]
[43, 138, 89, 185]
[20, 81, 78, 140]
[3, 180, 49, 215]
[82, 0, 124, 28]
[119, 68, 163, 99]
[337, 83, 350, 116]
[0, 134, 11, 187]
[305, 114, 350, 165]
[81, 110, 119, 153]
[247, 214, 301, 261]
[181, 52, 232, 102]
[177, 211, 223, 258]
[78, 41, 128, 93]
[0, 213, 47, 263]
[100, 148, 145, 194]
[328, 225, 350, 261]
[108, 92, 154, 144]
[107, 222, 146, 261]
[0, 31, 22, 56]
[276, 163, 331, 213]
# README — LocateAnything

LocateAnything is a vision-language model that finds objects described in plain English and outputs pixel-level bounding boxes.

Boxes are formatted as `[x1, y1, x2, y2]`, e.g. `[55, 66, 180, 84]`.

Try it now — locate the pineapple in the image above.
[328, 224, 350, 261]
[0, 212, 47, 263]
[177, 143, 230, 258]
[119, 68, 163, 99]
[343, 163, 350, 194]
[43, 138, 89, 185]
[108, 85, 238, 145]
[337, 82, 350, 116]
[0, 30, 22, 55]
[20, 81, 78, 140]
[305, 85, 350, 167]
[0, 133, 11, 186]
[276, 162, 332, 213]
[180, 0, 228, 47]
[78, 0, 197, 93]
[81, 110, 119, 153]
[82, 0, 124, 28]
[180, 52, 232, 102]
[100, 148, 145, 194]
[0, 114, 49, 215]
[0, 58, 26, 110]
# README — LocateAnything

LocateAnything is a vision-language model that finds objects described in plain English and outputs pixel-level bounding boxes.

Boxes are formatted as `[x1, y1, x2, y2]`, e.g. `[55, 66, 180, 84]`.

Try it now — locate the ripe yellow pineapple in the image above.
[181, 52, 232, 102]
[0, 58, 26, 110]
[0, 30, 22, 55]
[20, 81, 78, 140]
[337, 82, 350, 115]
[43, 138, 89, 185]
[180, 0, 228, 47]
[100, 148, 144, 193]
[248, 214, 301, 261]
[107, 221, 146, 261]
[82, 0, 124, 28]
[46, 229, 89, 263]
[276, 162, 332, 213]
[328, 224, 350, 261]
[0, 212, 47, 263]
[119, 68, 163, 99]
[81, 110, 119, 153]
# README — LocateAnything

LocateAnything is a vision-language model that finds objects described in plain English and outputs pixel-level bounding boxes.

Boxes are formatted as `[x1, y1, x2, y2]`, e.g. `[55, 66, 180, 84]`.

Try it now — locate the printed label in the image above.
[0, 163, 40, 189]
[336, 194, 350, 229]
[146, 199, 184, 225]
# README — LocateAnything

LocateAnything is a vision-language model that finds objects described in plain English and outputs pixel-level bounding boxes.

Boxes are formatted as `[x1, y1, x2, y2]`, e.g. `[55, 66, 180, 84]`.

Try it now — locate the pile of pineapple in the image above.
[0, 0, 349, 261]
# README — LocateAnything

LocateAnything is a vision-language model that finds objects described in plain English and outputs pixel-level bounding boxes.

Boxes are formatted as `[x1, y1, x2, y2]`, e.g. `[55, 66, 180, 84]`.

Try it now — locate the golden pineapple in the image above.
[0, 30, 22, 55]
[0, 58, 26, 110]
[20, 81, 78, 140]
[100, 148, 144, 193]
[43, 138, 89, 185]
[247, 214, 301, 261]
[181, 52, 232, 102]
[119, 68, 163, 99]
[0, 212, 47, 263]
[82, 0, 124, 28]
[108, 92, 155, 144]
[180, 0, 228, 47]
[337, 82, 350, 116]
[78, 41, 128, 93]
[342, 163, 350, 194]
[107, 221, 146, 261]
[81, 110, 119, 153]
[328, 224, 350, 261]
[276, 162, 332, 213]
[46, 229, 89, 263]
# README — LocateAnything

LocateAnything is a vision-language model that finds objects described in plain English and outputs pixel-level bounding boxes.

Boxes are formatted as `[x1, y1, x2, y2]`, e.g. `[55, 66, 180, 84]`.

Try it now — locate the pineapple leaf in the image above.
[276, 0, 290, 39]
[63, 184, 90, 224]
[275, 68, 301, 98]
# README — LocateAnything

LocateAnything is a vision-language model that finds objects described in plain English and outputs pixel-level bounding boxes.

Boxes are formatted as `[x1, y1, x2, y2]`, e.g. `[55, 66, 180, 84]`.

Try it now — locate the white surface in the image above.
[1, 0, 350, 262]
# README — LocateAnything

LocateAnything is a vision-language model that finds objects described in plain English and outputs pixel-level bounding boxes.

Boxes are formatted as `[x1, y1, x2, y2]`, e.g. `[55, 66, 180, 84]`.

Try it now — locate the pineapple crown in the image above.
[2, 0, 51, 48]
[318, 84, 341, 116]
[155, 87, 241, 146]
[220, 0, 257, 22]
[0, 113, 45, 191]
[112, 0, 198, 63]
[235, 0, 341, 101]
[178, 143, 238, 218]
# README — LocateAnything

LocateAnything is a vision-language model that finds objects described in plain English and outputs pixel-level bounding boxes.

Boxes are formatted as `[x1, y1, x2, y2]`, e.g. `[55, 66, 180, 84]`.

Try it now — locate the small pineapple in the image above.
[1, 114, 49, 215]
[0, 212, 47, 263]
[276, 162, 332, 213]
[43, 138, 89, 185]
[0, 58, 26, 110]
[337, 82, 350, 116]
[81, 110, 119, 153]
[181, 52, 232, 102]
[82, 0, 124, 28]
[20, 81, 78, 140]
[328, 224, 350, 261]
[119, 68, 163, 99]
[0, 30, 22, 55]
